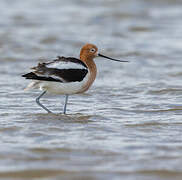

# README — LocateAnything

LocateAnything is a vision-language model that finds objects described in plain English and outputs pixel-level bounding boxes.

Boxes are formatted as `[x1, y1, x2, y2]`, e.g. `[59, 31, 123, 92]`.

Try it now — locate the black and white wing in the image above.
[22, 56, 88, 83]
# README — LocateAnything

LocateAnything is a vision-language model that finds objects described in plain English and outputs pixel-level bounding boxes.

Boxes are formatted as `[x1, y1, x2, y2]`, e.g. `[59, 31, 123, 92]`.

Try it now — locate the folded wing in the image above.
[22, 56, 88, 83]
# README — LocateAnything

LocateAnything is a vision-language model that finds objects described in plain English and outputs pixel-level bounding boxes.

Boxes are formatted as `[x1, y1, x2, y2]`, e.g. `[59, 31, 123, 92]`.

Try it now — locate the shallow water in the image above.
[1, 0, 182, 179]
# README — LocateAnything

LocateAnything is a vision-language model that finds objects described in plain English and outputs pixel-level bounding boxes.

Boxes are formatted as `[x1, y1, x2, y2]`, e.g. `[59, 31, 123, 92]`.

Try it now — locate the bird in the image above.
[22, 43, 128, 114]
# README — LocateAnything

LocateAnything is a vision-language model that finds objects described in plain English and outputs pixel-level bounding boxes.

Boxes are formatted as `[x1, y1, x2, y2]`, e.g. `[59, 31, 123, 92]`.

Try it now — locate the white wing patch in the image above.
[47, 61, 87, 70]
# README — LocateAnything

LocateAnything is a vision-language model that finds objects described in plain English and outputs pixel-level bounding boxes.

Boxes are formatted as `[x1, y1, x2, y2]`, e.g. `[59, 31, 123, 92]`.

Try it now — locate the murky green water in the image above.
[1, 0, 182, 179]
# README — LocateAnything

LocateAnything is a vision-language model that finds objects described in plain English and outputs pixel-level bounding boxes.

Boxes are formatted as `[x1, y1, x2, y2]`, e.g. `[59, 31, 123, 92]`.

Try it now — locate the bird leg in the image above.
[36, 91, 52, 113]
[63, 95, 69, 114]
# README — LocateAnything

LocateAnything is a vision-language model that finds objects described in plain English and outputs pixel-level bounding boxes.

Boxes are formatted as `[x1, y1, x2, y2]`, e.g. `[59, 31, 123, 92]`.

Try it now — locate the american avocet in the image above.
[22, 44, 128, 114]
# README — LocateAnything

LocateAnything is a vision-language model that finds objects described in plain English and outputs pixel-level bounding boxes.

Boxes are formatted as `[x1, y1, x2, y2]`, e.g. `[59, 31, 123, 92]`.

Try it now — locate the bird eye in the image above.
[90, 48, 96, 53]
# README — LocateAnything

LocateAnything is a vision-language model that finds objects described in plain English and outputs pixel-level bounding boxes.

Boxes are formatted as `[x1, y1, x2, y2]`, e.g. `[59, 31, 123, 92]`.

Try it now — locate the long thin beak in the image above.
[98, 53, 129, 62]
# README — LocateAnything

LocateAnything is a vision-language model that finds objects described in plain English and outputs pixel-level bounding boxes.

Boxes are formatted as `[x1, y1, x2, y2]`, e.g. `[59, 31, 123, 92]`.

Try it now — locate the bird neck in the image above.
[80, 55, 97, 92]
[80, 55, 97, 75]
[87, 59, 97, 79]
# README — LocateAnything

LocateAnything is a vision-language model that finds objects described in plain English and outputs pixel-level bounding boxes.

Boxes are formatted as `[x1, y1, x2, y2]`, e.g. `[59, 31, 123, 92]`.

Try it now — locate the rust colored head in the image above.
[80, 43, 129, 64]
[80, 44, 98, 62]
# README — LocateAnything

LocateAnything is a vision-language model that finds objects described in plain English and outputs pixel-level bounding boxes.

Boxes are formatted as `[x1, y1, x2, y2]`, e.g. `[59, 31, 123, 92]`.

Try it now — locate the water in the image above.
[1, 0, 182, 179]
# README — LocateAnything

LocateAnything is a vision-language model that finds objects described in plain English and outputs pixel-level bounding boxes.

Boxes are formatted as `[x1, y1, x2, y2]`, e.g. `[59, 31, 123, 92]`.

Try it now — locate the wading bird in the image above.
[22, 44, 128, 114]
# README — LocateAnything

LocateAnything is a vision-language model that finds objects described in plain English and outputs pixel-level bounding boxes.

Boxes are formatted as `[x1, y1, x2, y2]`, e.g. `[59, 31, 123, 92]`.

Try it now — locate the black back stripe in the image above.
[22, 68, 88, 83]
[22, 72, 62, 82]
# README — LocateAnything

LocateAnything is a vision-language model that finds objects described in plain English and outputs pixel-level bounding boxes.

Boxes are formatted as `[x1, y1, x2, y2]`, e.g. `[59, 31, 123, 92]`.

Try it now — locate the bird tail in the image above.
[22, 72, 39, 91]
[24, 81, 40, 91]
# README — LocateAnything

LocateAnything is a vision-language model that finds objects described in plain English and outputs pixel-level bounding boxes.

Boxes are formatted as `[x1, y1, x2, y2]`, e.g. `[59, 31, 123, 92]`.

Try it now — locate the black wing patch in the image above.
[22, 69, 88, 82]
[22, 72, 63, 82]
[52, 68, 88, 82]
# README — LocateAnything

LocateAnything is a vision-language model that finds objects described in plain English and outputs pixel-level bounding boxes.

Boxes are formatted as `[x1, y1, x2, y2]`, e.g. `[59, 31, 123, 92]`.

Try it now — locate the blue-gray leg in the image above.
[63, 95, 69, 114]
[36, 91, 52, 113]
